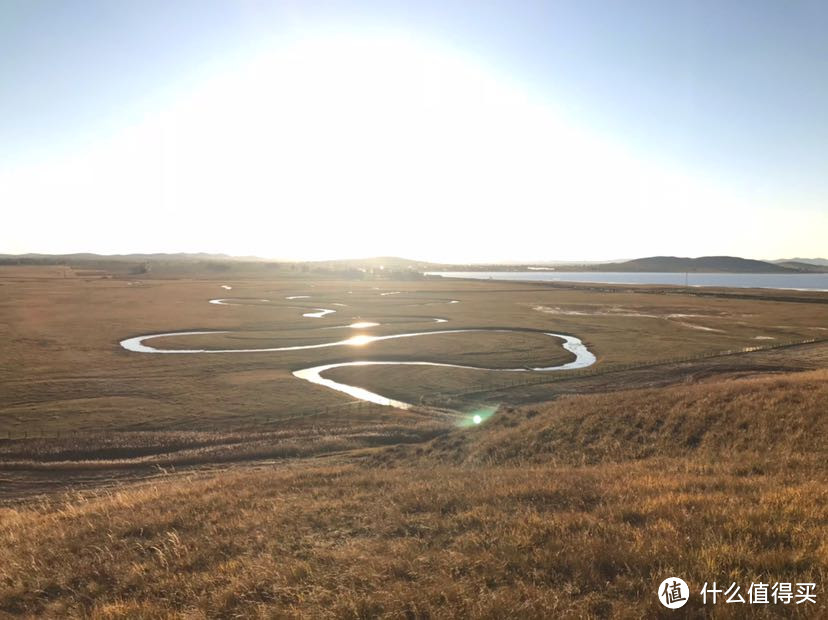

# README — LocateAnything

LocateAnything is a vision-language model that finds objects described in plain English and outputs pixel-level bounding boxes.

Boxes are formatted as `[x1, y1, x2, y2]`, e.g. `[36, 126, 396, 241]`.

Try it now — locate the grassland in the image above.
[2, 266, 825, 437]
[1, 370, 825, 618]
[1, 265, 826, 617]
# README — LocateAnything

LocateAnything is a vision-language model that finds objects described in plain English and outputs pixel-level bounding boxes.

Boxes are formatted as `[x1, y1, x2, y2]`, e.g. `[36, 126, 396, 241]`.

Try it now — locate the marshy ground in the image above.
[0, 265, 826, 617]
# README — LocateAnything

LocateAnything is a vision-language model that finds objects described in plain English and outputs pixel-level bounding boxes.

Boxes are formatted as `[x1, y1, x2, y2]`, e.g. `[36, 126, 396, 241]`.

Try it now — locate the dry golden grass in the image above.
[0, 419, 447, 471]
[2, 268, 826, 616]
[3, 269, 825, 442]
[1, 370, 825, 618]
[381, 369, 828, 466]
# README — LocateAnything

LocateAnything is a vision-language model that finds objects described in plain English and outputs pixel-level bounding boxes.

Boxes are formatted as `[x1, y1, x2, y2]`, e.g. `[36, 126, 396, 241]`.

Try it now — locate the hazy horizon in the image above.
[3, 249, 827, 266]
[3, 1, 827, 261]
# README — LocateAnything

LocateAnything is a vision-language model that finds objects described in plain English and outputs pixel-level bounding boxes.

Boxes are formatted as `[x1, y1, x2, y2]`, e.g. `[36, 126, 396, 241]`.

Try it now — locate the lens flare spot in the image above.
[473, 414, 483, 424]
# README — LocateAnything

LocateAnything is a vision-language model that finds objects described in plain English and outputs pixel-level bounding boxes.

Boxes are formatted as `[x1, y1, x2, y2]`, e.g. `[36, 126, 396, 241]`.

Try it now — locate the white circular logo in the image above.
[658, 577, 690, 609]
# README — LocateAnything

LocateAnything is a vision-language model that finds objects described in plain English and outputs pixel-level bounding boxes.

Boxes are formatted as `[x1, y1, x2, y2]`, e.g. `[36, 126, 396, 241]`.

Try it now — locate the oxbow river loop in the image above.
[120, 293, 596, 409]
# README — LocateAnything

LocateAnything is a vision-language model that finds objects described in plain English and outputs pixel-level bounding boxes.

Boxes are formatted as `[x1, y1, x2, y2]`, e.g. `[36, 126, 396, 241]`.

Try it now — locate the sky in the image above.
[2, 0, 826, 262]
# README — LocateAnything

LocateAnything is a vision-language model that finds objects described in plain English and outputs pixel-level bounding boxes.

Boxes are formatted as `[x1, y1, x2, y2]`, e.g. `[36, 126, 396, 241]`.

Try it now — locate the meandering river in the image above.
[120, 295, 596, 409]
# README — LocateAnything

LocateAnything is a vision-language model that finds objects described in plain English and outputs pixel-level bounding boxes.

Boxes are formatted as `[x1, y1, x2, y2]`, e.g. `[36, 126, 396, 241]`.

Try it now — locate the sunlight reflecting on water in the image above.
[345, 334, 374, 346]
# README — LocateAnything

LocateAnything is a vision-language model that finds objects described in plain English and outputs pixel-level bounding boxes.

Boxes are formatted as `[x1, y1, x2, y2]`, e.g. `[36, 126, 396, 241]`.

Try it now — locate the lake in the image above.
[426, 271, 828, 291]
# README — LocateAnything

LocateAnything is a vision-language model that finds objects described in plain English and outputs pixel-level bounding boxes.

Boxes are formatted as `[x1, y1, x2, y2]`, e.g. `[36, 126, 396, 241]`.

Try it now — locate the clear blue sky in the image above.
[2, 1, 826, 261]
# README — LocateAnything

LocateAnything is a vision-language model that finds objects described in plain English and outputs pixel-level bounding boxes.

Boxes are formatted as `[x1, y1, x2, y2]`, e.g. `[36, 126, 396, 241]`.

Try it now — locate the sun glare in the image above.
[4, 32, 823, 260]
[345, 334, 375, 347]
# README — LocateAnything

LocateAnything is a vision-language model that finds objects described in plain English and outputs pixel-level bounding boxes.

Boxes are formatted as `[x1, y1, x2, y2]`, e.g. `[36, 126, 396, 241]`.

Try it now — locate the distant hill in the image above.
[774, 257, 828, 267]
[305, 256, 439, 270]
[3, 252, 826, 274]
[0, 252, 289, 277]
[0, 252, 439, 279]
[0, 252, 267, 263]
[774, 261, 828, 273]
[0, 253, 436, 269]
[575, 255, 817, 273]
[428, 255, 828, 273]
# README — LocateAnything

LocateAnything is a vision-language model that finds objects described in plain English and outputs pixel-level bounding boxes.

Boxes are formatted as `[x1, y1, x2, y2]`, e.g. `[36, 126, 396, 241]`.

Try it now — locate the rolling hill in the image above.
[588, 255, 809, 273]
[2, 253, 826, 274]
[1, 369, 825, 617]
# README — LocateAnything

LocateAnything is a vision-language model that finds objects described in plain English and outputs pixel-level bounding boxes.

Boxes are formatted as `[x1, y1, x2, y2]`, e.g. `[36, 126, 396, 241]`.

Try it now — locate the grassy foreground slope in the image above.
[1, 370, 826, 619]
